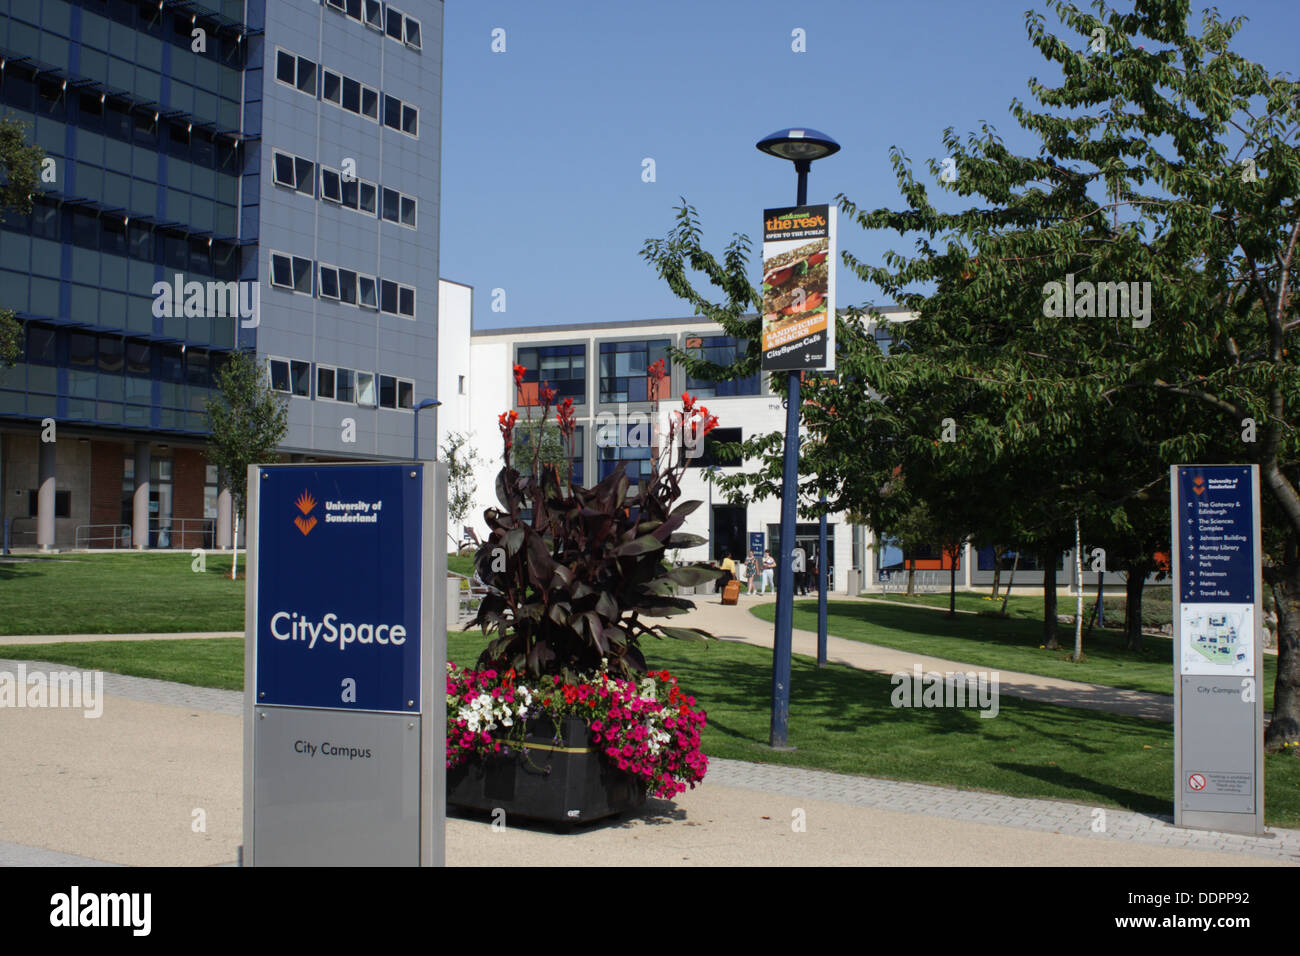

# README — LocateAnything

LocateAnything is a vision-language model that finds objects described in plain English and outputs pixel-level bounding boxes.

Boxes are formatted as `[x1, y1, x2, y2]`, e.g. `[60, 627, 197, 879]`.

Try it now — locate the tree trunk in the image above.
[1000, 551, 1020, 617]
[1041, 550, 1059, 649]
[1265, 561, 1300, 750]
[991, 549, 1003, 598]
[1124, 570, 1145, 653]
[1073, 520, 1083, 662]
[948, 546, 957, 616]
[906, 556, 916, 597]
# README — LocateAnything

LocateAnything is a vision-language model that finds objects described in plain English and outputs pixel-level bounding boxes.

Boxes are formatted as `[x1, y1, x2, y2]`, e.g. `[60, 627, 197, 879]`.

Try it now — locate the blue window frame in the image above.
[683, 335, 760, 397]
[598, 339, 670, 404]
[516, 344, 586, 406]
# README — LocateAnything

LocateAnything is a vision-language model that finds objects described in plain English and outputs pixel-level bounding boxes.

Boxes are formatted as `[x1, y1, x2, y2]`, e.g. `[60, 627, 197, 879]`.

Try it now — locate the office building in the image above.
[0, 0, 445, 550]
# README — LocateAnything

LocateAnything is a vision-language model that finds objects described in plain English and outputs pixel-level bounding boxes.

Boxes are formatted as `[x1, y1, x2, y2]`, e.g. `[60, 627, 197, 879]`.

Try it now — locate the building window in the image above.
[379, 374, 397, 408]
[398, 379, 413, 409]
[291, 360, 311, 397]
[338, 268, 358, 305]
[322, 69, 342, 105]
[321, 167, 342, 203]
[358, 275, 378, 310]
[401, 105, 418, 136]
[275, 50, 318, 96]
[398, 286, 415, 318]
[385, 6, 404, 41]
[359, 182, 377, 214]
[336, 368, 355, 403]
[687, 426, 743, 467]
[599, 339, 671, 404]
[269, 252, 313, 294]
[317, 365, 336, 400]
[383, 94, 402, 130]
[364, 0, 383, 29]
[404, 16, 422, 48]
[683, 335, 761, 397]
[458, 375, 466, 395]
[27, 489, 71, 518]
[597, 422, 652, 485]
[356, 372, 376, 406]
[517, 344, 586, 406]
[342, 76, 360, 113]
[268, 358, 290, 393]
[319, 265, 341, 300]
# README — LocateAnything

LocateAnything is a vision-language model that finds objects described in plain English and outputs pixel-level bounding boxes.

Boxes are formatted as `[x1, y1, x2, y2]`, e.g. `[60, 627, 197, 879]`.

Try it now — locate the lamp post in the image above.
[755, 127, 840, 748]
[413, 398, 441, 460]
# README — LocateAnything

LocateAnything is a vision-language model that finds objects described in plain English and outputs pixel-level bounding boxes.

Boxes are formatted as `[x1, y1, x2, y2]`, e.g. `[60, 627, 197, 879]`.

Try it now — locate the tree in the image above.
[442, 430, 483, 549]
[0, 116, 44, 366]
[512, 417, 571, 483]
[838, 0, 1300, 746]
[204, 350, 288, 578]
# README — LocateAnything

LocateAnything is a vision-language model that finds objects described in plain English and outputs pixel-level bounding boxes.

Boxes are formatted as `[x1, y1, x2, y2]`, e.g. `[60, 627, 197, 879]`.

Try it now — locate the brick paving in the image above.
[3, 656, 1293, 864]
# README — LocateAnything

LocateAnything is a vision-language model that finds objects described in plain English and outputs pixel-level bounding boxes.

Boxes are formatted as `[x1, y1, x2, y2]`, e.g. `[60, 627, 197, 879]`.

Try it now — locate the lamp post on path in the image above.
[755, 127, 840, 748]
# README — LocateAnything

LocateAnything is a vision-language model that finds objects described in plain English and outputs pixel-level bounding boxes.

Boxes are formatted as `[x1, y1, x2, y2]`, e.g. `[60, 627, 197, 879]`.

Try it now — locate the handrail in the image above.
[75, 523, 132, 549]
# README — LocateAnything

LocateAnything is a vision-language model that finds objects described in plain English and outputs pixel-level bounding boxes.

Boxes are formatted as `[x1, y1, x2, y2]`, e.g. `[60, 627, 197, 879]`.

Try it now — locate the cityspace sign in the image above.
[242, 461, 447, 866]
[760, 204, 836, 372]
[1171, 465, 1264, 834]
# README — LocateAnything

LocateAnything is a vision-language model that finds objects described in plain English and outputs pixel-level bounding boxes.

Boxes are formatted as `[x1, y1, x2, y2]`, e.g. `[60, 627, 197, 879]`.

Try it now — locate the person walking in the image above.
[793, 544, 807, 595]
[745, 551, 760, 593]
[808, 552, 819, 595]
[761, 550, 776, 595]
[720, 553, 735, 585]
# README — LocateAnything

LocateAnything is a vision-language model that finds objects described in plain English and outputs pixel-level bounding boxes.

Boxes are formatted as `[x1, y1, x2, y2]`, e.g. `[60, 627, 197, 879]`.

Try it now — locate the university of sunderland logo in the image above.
[295, 490, 318, 536]
[1193, 475, 1206, 496]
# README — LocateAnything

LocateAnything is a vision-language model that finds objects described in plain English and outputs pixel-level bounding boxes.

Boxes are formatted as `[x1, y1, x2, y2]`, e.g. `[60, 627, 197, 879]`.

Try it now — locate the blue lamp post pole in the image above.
[413, 398, 441, 460]
[755, 128, 840, 748]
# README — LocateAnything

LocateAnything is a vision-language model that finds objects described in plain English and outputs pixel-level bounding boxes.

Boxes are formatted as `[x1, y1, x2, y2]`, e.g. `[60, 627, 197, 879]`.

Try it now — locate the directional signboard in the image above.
[242, 461, 446, 866]
[1171, 465, 1264, 834]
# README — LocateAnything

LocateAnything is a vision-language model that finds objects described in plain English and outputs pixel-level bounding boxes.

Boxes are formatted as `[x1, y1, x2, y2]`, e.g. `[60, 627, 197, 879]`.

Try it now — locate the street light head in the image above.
[756, 127, 841, 164]
[414, 398, 441, 411]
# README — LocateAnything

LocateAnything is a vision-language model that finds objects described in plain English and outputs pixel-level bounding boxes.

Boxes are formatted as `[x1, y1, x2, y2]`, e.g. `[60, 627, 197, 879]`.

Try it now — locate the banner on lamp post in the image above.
[760, 204, 836, 372]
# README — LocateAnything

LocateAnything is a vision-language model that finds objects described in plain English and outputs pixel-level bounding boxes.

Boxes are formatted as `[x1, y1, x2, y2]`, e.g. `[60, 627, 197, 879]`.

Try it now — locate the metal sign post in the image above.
[1171, 464, 1265, 834]
[242, 460, 447, 865]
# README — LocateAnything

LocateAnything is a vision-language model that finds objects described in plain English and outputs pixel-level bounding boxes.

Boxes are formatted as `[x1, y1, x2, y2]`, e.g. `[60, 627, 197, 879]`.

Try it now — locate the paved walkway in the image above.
[687, 594, 1174, 721]
[0, 658, 1293, 866]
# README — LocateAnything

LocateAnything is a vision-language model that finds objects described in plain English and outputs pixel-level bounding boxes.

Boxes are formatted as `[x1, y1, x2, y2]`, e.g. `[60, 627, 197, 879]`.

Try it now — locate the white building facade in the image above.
[458, 314, 917, 594]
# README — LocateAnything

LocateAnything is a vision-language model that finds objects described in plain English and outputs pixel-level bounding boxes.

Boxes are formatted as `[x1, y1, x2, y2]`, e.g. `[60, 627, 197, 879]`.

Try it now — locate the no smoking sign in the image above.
[1187, 773, 1207, 792]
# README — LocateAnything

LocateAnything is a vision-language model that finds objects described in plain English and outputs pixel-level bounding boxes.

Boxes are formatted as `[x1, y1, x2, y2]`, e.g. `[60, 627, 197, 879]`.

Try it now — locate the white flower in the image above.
[502, 716, 513, 727]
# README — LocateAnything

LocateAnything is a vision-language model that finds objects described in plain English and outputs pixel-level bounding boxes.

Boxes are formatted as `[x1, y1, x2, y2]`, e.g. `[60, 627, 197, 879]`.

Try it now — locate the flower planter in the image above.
[447, 715, 647, 827]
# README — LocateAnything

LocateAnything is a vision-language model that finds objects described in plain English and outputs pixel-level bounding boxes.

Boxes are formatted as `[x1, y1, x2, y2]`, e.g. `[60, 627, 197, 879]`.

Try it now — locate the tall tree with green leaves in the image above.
[205, 350, 288, 578]
[443, 430, 483, 549]
[0, 116, 45, 366]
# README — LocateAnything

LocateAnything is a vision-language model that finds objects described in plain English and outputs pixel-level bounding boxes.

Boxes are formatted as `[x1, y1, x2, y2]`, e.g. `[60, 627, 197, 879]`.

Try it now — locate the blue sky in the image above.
[440, 0, 1298, 332]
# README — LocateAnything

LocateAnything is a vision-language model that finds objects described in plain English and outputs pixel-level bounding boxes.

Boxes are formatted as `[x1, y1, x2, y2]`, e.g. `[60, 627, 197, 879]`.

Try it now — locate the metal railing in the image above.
[72, 518, 216, 550]
[75, 524, 132, 549]
[878, 569, 947, 594]
[450, 571, 489, 625]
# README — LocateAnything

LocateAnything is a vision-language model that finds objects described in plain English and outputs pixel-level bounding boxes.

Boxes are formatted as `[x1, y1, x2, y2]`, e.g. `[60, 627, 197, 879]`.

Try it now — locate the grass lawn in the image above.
[752, 600, 1278, 711]
[0, 553, 246, 635]
[0, 552, 478, 635]
[5, 632, 1296, 828]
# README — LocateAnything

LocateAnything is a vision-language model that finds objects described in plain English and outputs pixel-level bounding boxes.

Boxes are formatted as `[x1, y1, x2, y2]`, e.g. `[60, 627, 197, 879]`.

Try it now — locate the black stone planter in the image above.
[447, 715, 647, 827]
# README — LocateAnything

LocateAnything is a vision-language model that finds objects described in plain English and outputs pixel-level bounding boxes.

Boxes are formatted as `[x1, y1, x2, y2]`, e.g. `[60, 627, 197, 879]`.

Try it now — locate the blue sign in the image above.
[749, 531, 765, 558]
[1175, 466, 1255, 604]
[255, 464, 423, 712]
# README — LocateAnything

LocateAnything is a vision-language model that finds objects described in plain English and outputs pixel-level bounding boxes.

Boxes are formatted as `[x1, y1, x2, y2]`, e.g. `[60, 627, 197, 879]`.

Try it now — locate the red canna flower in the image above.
[513, 364, 526, 387]
[539, 381, 557, 406]
[681, 391, 696, 411]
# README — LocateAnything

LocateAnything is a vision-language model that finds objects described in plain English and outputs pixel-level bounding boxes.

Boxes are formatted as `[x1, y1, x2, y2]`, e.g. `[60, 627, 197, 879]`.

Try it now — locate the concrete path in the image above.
[687, 594, 1175, 721]
[0, 658, 1293, 866]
